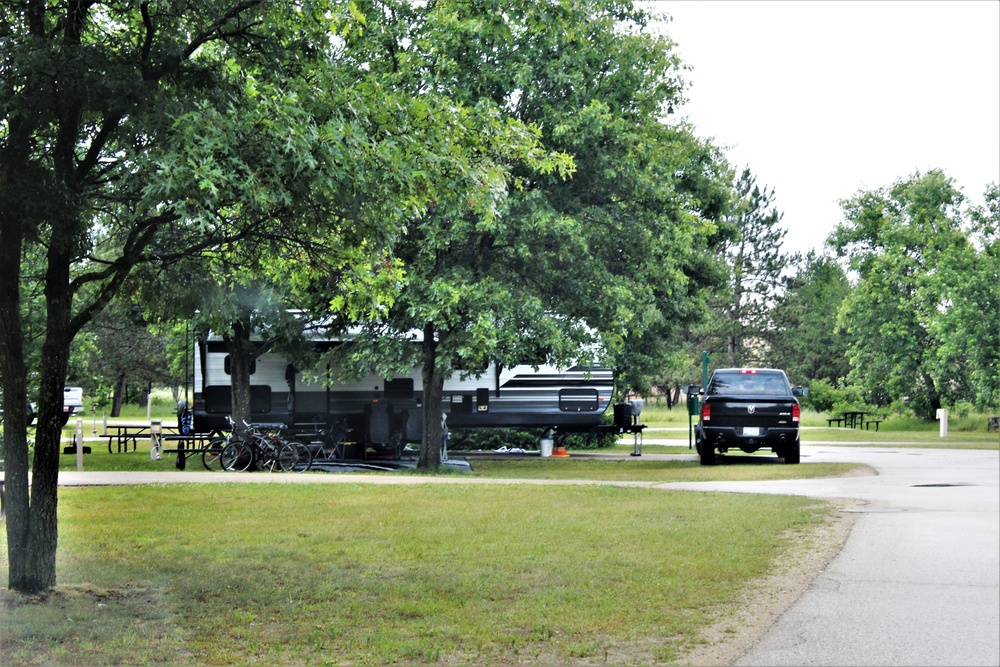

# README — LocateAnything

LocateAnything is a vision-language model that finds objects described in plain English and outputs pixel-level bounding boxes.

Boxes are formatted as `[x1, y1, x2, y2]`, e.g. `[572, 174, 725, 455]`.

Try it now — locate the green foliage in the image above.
[450, 427, 618, 452]
[827, 385, 873, 416]
[767, 252, 853, 387]
[798, 378, 844, 413]
[4, 0, 496, 592]
[325, 0, 729, 466]
[699, 167, 794, 368]
[832, 170, 998, 419]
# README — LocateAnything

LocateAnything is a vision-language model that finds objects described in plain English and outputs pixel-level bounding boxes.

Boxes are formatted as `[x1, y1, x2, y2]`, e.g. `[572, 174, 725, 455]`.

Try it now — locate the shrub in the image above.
[799, 378, 842, 413]
[448, 427, 617, 451]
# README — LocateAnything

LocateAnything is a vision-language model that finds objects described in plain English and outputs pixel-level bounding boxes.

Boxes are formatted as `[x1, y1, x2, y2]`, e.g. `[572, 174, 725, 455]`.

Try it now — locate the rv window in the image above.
[223, 355, 257, 376]
[451, 394, 474, 413]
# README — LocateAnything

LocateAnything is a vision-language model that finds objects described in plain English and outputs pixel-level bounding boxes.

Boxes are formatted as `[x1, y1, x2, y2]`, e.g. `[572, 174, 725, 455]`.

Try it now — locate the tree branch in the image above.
[142, 1, 267, 81]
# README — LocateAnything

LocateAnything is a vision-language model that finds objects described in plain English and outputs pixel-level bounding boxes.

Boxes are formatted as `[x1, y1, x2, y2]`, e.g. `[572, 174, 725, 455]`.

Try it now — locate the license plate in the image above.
[743, 427, 760, 436]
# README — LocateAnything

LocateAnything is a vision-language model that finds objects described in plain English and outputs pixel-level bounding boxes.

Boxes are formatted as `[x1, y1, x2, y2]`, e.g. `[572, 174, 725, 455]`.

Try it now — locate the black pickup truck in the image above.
[694, 368, 805, 465]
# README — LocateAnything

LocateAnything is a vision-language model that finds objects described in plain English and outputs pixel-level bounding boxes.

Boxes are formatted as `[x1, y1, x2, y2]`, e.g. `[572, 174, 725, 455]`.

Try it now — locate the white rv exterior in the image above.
[192, 335, 614, 454]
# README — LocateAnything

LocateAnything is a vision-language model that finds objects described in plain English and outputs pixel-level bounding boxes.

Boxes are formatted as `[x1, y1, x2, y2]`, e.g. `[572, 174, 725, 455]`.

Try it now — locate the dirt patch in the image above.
[675, 498, 862, 666]
[2, 583, 149, 607]
[1, 583, 190, 666]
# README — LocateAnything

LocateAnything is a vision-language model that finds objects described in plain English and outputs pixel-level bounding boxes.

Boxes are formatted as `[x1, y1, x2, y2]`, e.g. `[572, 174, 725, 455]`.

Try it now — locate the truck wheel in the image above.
[699, 439, 715, 466]
[783, 443, 800, 464]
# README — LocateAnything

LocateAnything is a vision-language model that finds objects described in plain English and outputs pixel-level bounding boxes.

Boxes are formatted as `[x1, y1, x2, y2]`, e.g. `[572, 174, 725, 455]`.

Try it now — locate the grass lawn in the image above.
[2, 482, 833, 666]
[2, 402, 994, 664]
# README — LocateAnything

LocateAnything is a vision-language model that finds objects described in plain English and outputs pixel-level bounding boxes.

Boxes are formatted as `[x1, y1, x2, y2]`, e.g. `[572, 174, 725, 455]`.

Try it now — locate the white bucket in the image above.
[539, 438, 553, 458]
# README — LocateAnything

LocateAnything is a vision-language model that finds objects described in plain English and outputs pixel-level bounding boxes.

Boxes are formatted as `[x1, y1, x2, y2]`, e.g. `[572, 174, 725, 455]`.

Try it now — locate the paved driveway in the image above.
[658, 446, 1000, 667]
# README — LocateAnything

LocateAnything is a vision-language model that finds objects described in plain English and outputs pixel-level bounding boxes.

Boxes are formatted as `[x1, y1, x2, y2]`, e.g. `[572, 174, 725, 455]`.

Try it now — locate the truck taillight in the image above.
[701, 403, 711, 421]
[792, 403, 800, 423]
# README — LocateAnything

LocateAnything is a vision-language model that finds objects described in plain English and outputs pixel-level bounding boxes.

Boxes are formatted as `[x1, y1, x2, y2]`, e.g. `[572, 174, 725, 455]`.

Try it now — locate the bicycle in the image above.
[219, 420, 302, 472]
[199, 417, 246, 471]
[259, 424, 312, 472]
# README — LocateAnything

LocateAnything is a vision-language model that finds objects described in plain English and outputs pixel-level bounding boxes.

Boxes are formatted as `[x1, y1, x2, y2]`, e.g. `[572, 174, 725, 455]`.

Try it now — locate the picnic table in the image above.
[841, 410, 868, 429]
[102, 422, 224, 469]
[104, 424, 152, 453]
[863, 417, 885, 431]
[104, 423, 194, 453]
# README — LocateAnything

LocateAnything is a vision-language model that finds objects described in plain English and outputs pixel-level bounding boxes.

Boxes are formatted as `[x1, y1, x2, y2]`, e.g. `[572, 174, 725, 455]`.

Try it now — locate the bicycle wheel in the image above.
[287, 440, 312, 472]
[274, 441, 298, 472]
[201, 437, 227, 471]
[220, 442, 253, 472]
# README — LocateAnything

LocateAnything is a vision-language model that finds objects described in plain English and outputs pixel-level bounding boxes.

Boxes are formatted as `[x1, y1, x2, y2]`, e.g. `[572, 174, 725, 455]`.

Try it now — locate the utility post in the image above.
[75, 418, 84, 471]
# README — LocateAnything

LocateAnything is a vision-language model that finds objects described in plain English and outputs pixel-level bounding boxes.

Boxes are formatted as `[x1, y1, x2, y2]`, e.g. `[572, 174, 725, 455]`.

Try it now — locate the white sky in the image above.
[643, 0, 1000, 257]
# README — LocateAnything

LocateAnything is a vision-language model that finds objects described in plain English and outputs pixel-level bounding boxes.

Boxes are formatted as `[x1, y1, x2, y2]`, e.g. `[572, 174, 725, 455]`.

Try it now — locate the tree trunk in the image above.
[4, 211, 78, 592]
[1, 165, 35, 592]
[226, 315, 256, 429]
[922, 373, 942, 421]
[112, 372, 126, 417]
[418, 323, 444, 470]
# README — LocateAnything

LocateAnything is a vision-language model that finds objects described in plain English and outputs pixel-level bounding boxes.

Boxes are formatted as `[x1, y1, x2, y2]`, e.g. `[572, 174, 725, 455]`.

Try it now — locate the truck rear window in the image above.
[709, 371, 788, 396]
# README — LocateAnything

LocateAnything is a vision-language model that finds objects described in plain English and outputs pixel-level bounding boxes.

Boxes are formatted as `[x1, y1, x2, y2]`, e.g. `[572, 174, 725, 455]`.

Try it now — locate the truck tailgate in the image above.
[709, 399, 796, 426]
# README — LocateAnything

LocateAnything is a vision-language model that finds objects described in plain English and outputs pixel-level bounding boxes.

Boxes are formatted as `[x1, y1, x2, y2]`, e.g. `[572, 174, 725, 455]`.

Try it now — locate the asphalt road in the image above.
[52, 444, 1000, 666]
[659, 446, 1000, 667]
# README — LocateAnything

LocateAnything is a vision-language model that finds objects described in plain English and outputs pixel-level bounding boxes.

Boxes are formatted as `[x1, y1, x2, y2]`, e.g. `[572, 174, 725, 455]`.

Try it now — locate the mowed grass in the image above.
[51, 440, 872, 479]
[1, 483, 831, 666]
[7, 401, 986, 663]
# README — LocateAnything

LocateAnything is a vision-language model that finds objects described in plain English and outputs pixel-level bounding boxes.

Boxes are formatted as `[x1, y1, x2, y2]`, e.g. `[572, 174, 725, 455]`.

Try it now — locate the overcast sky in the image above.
[643, 1, 1000, 257]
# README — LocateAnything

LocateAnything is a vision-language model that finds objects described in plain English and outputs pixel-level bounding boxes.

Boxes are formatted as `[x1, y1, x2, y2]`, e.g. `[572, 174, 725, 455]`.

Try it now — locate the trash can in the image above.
[539, 437, 553, 458]
[686, 385, 701, 416]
